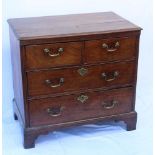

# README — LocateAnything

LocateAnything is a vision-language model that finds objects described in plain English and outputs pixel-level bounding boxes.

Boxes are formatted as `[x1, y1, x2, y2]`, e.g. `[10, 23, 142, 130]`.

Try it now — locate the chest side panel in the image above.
[9, 28, 28, 126]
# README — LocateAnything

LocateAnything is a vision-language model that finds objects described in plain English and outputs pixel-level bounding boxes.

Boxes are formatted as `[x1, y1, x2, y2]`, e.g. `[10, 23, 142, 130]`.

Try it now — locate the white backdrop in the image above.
[2, 0, 153, 155]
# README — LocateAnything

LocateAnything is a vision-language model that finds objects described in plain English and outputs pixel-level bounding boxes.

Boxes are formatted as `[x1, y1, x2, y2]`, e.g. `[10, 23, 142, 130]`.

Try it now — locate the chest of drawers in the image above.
[8, 12, 141, 148]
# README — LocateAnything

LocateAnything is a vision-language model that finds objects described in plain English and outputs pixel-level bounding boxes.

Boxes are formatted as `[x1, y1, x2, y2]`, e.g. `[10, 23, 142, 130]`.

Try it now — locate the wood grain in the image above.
[84, 36, 137, 63]
[27, 61, 136, 97]
[9, 28, 26, 125]
[7, 12, 141, 41]
[25, 42, 82, 69]
[29, 87, 134, 127]
[8, 12, 141, 148]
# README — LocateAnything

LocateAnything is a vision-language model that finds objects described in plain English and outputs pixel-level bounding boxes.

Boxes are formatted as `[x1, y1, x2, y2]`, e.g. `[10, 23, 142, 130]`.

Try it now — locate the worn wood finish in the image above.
[7, 12, 141, 42]
[26, 42, 82, 69]
[8, 12, 141, 149]
[28, 61, 135, 97]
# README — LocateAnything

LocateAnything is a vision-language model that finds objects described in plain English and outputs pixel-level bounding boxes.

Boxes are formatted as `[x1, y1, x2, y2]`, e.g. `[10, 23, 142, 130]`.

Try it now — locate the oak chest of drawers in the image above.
[8, 12, 141, 148]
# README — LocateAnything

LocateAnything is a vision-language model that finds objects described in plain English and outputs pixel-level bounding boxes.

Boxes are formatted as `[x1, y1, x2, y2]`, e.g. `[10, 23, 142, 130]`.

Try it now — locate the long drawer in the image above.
[29, 87, 134, 127]
[27, 61, 136, 97]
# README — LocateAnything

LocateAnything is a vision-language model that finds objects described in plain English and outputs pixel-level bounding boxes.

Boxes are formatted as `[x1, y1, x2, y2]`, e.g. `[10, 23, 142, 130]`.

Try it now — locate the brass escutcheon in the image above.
[77, 68, 88, 76]
[77, 95, 88, 103]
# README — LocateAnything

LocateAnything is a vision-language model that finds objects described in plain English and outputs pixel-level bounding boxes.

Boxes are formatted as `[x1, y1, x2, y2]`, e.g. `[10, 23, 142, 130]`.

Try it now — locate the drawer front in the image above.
[29, 87, 134, 127]
[84, 37, 137, 63]
[25, 42, 82, 69]
[27, 61, 135, 97]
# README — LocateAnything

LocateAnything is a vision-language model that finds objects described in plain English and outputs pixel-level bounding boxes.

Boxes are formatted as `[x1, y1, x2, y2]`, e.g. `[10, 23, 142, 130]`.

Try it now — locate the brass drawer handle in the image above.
[46, 106, 65, 117]
[102, 41, 119, 52]
[101, 71, 119, 82]
[102, 100, 118, 109]
[44, 47, 64, 57]
[77, 95, 88, 103]
[45, 78, 64, 88]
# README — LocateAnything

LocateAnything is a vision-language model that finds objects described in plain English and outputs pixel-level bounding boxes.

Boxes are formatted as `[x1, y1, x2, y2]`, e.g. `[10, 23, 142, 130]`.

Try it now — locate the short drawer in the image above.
[29, 87, 134, 127]
[25, 42, 82, 69]
[27, 61, 136, 97]
[84, 36, 137, 63]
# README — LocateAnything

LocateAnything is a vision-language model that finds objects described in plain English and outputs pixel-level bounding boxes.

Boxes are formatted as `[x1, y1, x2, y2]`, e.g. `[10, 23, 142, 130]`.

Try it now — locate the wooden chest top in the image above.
[8, 12, 141, 42]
